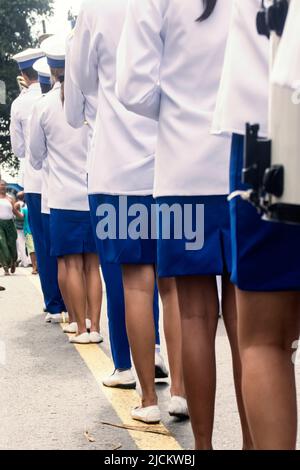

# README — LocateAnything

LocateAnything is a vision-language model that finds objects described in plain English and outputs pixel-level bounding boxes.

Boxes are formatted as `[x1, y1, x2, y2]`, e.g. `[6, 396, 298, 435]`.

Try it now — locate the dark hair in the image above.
[21, 67, 38, 81]
[40, 83, 52, 94]
[50, 67, 65, 104]
[198, 0, 217, 21]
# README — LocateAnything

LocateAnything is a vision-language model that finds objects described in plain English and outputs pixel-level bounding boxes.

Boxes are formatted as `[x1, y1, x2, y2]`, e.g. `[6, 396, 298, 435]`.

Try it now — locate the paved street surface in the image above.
[0, 268, 299, 450]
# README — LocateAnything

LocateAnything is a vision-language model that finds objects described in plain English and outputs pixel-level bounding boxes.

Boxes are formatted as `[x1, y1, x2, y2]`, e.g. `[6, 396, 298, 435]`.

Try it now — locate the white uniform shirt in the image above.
[27, 95, 51, 215]
[29, 83, 89, 212]
[117, 0, 232, 197]
[272, 0, 300, 90]
[212, 0, 270, 138]
[10, 83, 42, 194]
[41, 159, 50, 215]
[70, 0, 157, 196]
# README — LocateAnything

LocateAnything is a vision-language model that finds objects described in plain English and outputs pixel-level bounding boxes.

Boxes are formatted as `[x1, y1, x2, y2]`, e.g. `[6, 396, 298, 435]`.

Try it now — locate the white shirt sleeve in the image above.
[69, 5, 99, 97]
[116, 0, 165, 121]
[64, 36, 86, 129]
[10, 101, 25, 159]
[271, 0, 300, 90]
[29, 104, 47, 171]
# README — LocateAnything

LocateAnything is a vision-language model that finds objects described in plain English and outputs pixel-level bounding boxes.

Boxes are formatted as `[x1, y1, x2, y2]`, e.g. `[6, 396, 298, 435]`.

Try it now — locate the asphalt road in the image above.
[0, 268, 299, 450]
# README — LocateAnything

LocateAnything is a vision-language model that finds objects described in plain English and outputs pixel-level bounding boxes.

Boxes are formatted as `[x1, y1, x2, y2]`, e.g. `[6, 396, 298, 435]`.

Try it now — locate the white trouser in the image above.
[16, 230, 31, 267]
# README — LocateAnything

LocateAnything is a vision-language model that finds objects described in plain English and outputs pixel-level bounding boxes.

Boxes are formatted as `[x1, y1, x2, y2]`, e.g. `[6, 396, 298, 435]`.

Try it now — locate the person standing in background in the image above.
[14, 202, 38, 275]
[0, 180, 18, 276]
[14, 192, 31, 268]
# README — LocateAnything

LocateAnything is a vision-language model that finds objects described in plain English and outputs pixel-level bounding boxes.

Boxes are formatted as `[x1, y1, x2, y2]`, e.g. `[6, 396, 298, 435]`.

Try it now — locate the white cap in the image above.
[33, 57, 50, 77]
[33, 57, 51, 85]
[41, 35, 66, 68]
[12, 48, 44, 70]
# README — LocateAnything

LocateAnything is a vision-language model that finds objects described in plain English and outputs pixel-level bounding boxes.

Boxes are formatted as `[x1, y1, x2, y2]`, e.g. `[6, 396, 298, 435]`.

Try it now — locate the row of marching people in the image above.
[9, 4, 187, 427]
[10, 0, 300, 450]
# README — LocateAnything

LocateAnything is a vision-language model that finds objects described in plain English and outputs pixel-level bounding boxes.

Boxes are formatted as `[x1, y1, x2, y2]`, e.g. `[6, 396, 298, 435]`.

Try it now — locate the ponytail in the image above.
[58, 75, 65, 105]
[50, 67, 65, 105]
[198, 0, 217, 21]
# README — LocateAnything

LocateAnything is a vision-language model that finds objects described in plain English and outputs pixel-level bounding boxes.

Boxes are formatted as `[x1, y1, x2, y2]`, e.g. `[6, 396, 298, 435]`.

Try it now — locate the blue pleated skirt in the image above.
[50, 209, 97, 257]
[89, 194, 157, 265]
[156, 195, 232, 278]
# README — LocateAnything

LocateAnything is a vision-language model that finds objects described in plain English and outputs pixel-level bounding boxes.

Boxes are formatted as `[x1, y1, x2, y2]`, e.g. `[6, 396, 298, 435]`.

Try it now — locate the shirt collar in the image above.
[28, 82, 41, 91]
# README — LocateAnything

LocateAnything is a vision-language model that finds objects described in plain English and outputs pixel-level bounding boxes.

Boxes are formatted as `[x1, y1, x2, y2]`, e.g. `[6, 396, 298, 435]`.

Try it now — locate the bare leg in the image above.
[176, 275, 219, 450]
[221, 275, 253, 450]
[237, 289, 300, 450]
[57, 257, 75, 323]
[122, 264, 157, 407]
[157, 277, 185, 398]
[30, 252, 38, 274]
[63, 254, 86, 333]
[83, 253, 102, 333]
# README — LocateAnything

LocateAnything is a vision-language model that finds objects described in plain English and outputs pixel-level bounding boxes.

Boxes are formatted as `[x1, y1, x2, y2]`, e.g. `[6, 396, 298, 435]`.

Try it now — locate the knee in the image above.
[180, 303, 215, 322]
[158, 277, 177, 300]
[122, 265, 155, 293]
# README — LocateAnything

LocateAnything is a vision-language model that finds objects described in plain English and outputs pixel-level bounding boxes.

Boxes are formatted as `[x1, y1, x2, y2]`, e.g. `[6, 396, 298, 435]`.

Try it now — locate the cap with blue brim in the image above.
[33, 57, 51, 85]
[12, 48, 44, 71]
[41, 35, 66, 69]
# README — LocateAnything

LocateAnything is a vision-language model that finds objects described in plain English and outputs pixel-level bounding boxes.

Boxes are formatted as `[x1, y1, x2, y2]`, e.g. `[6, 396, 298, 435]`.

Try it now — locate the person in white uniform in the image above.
[10, 48, 61, 315]
[116, 0, 253, 449]
[271, 0, 300, 90]
[66, 33, 169, 390]
[213, 0, 300, 450]
[29, 36, 103, 345]
[69, 0, 187, 424]
[65, 32, 139, 387]
[30, 57, 68, 324]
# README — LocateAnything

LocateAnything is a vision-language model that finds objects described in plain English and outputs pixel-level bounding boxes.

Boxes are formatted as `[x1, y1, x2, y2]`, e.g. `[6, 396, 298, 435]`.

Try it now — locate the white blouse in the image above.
[212, 0, 270, 138]
[271, 0, 300, 90]
[116, 0, 232, 197]
[69, 0, 158, 196]
[0, 198, 13, 220]
[10, 83, 42, 194]
[29, 83, 90, 212]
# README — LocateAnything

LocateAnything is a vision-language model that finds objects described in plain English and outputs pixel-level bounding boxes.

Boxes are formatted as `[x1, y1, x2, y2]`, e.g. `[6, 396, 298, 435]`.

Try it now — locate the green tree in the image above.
[0, 0, 53, 175]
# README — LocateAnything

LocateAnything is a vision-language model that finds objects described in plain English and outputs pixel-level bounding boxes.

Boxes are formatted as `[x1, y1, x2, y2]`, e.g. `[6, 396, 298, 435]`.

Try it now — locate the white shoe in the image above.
[131, 405, 161, 424]
[69, 332, 90, 344]
[89, 332, 104, 344]
[63, 322, 78, 334]
[63, 320, 91, 333]
[168, 396, 189, 419]
[103, 369, 136, 389]
[46, 312, 69, 324]
[155, 352, 169, 379]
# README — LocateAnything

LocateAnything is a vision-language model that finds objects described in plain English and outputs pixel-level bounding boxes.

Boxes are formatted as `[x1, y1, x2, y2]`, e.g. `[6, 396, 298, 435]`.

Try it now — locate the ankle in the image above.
[77, 327, 87, 335]
[170, 385, 186, 399]
[142, 395, 158, 408]
[195, 439, 213, 451]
